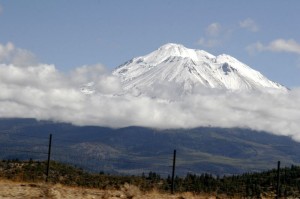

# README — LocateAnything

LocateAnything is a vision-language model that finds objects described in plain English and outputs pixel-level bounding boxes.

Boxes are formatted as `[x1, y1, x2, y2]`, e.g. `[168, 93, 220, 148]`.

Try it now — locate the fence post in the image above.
[171, 149, 176, 194]
[46, 134, 52, 182]
[276, 161, 280, 199]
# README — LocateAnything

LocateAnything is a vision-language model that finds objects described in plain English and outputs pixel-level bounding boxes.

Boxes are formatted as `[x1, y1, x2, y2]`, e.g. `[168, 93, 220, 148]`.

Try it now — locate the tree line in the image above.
[1, 159, 300, 198]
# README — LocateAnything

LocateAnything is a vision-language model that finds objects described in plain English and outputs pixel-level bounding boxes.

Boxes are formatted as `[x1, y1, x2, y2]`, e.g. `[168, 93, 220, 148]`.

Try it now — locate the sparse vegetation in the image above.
[1, 159, 300, 198]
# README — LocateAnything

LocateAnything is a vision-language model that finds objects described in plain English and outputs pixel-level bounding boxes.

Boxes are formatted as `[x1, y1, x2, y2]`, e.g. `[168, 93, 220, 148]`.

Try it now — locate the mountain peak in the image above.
[139, 43, 215, 66]
[159, 43, 186, 50]
[112, 44, 287, 97]
[160, 42, 184, 47]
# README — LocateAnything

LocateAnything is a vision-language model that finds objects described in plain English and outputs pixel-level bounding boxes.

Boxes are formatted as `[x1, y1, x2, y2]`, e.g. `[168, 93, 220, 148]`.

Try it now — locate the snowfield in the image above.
[112, 43, 286, 98]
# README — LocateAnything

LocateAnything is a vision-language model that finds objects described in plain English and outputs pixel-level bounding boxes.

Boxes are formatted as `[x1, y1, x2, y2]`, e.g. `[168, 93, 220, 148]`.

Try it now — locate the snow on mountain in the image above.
[112, 43, 286, 97]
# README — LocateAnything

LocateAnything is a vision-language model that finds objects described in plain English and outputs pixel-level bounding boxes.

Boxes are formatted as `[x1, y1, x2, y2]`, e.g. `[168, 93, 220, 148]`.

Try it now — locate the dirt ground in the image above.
[0, 179, 279, 199]
[0, 179, 224, 199]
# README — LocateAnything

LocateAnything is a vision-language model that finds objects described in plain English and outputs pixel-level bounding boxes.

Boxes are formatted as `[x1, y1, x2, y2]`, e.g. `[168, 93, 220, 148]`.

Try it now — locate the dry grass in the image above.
[0, 179, 275, 199]
[0, 179, 216, 199]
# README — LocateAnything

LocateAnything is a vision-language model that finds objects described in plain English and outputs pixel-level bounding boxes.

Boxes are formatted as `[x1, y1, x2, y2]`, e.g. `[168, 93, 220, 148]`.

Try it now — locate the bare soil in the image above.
[0, 179, 227, 199]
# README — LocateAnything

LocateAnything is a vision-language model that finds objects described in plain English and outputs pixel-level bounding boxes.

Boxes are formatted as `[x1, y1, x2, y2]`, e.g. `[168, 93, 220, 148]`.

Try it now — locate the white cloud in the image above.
[247, 39, 300, 55]
[0, 42, 14, 60]
[239, 18, 259, 32]
[198, 19, 259, 49]
[70, 64, 107, 84]
[268, 39, 300, 54]
[0, 59, 300, 141]
[205, 23, 221, 37]
[70, 64, 122, 94]
[0, 42, 38, 67]
[197, 23, 222, 48]
[1, 43, 300, 141]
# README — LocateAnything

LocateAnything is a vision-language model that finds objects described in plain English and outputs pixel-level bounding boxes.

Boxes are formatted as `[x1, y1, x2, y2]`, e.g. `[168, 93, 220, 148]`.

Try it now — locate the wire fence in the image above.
[2, 129, 299, 197]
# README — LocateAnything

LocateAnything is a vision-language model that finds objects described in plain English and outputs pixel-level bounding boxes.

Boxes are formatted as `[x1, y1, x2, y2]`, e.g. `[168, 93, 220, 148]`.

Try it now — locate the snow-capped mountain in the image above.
[113, 43, 286, 96]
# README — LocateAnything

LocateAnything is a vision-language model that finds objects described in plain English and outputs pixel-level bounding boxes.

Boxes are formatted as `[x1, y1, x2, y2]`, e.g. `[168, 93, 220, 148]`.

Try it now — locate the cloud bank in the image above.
[1, 43, 300, 141]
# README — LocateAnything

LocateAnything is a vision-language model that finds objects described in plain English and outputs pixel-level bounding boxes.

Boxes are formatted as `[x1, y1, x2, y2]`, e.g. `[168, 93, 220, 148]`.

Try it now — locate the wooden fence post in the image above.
[46, 134, 52, 182]
[276, 161, 280, 199]
[171, 149, 176, 194]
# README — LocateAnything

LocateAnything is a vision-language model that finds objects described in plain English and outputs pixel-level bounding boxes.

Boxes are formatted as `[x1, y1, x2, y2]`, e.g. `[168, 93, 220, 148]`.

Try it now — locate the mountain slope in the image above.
[113, 43, 286, 96]
[1, 119, 300, 175]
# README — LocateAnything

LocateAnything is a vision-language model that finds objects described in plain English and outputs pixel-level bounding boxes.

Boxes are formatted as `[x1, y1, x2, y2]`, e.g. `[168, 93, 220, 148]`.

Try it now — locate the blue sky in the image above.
[1, 0, 300, 87]
[1, 1, 300, 138]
